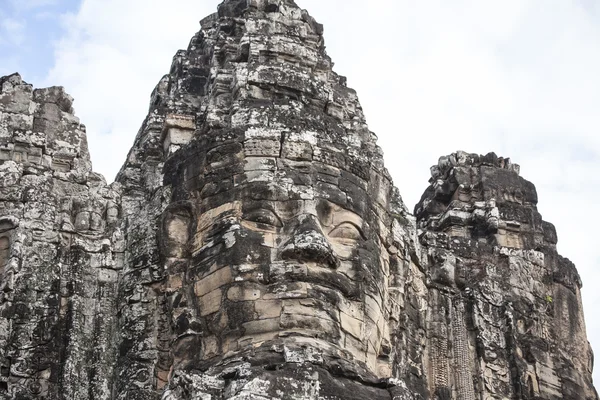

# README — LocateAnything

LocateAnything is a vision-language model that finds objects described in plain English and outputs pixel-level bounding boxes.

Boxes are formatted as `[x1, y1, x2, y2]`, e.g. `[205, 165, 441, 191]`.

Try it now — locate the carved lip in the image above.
[267, 262, 361, 300]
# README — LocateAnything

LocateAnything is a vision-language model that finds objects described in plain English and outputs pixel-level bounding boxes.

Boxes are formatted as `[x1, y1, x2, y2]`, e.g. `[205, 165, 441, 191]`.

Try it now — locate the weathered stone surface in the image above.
[0, 73, 122, 398]
[0, 0, 597, 399]
[415, 151, 597, 399]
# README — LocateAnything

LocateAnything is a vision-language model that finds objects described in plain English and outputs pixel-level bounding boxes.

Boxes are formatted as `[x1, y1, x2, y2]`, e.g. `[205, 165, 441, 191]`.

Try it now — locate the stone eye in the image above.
[242, 209, 283, 227]
[328, 222, 364, 241]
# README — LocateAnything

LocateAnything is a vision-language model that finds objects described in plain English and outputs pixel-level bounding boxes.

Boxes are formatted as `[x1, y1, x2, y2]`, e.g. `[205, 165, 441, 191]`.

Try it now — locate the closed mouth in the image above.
[267, 261, 361, 300]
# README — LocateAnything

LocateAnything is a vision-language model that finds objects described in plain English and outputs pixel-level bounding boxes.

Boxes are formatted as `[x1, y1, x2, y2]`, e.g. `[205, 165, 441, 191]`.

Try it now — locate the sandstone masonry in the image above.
[0, 1, 597, 399]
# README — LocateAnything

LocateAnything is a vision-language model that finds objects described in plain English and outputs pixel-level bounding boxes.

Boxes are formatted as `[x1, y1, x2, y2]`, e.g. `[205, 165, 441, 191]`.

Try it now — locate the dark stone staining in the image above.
[0, 73, 120, 398]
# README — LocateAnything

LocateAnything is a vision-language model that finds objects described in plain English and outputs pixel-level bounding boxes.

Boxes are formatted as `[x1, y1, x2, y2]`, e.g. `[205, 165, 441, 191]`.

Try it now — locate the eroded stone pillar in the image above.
[416, 151, 598, 400]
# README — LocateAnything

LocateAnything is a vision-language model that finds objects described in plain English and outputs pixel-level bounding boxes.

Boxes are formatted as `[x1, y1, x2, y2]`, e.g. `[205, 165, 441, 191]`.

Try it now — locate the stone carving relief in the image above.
[158, 127, 413, 395]
[0, 1, 596, 399]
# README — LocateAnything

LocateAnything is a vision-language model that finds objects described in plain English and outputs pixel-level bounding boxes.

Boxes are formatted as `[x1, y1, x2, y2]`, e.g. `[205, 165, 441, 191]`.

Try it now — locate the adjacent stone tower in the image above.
[0, 74, 121, 398]
[0, 0, 596, 399]
[415, 152, 597, 399]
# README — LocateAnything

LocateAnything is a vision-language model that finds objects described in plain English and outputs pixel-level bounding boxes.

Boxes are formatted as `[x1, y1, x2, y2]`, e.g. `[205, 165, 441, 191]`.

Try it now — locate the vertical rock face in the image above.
[415, 152, 597, 400]
[0, 1, 597, 399]
[0, 73, 122, 398]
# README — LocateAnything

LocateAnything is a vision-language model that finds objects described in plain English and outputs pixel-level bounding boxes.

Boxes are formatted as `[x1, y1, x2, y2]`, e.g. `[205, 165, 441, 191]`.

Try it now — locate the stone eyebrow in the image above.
[328, 221, 367, 240]
[241, 201, 278, 214]
[330, 208, 364, 228]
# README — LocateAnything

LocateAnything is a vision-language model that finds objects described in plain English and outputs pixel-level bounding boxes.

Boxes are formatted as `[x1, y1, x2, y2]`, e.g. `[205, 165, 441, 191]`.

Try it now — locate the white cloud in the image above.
[32, 11, 57, 20]
[46, 0, 217, 183]
[0, 18, 25, 45]
[0, 9, 21, 73]
[8, 0, 58, 11]
[46, 0, 600, 385]
[0, 55, 20, 77]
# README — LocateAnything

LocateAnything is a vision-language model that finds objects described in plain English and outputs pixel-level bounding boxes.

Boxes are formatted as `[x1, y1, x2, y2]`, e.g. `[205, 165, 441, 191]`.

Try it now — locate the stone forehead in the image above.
[194, 197, 365, 227]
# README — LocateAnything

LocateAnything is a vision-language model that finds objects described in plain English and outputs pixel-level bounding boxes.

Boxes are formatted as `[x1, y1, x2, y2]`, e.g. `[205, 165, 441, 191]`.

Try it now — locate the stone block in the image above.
[344, 334, 367, 362]
[162, 114, 196, 156]
[282, 299, 333, 321]
[244, 157, 276, 172]
[165, 274, 183, 292]
[198, 289, 223, 316]
[201, 336, 219, 360]
[227, 283, 263, 302]
[244, 138, 281, 157]
[194, 267, 233, 297]
[263, 282, 308, 300]
[279, 313, 339, 338]
[242, 318, 280, 335]
[281, 141, 313, 161]
[340, 311, 363, 340]
[74, 211, 91, 231]
[164, 114, 195, 130]
[51, 158, 71, 172]
[164, 128, 193, 150]
[255, 299, 283, 319]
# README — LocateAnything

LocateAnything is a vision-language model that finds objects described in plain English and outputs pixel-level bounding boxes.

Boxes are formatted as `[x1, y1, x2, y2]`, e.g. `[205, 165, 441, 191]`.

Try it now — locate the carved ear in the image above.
[161, 202, 194, 259]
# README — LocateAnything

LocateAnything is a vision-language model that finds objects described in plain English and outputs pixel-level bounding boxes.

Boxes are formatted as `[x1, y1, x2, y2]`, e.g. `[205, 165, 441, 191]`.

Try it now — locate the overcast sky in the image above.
[1, 0, 599, 385]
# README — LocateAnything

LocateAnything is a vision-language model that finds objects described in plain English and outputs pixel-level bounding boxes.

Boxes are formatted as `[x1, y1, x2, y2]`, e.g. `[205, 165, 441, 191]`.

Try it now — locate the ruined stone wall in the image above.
[415, 152, 597, 399]
[0, 74, 122, 398]
[0, 0, 597, 399]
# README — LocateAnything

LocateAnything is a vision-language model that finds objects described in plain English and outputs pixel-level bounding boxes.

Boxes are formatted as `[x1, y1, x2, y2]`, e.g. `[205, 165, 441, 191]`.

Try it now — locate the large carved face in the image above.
[162, 130, 397, 378]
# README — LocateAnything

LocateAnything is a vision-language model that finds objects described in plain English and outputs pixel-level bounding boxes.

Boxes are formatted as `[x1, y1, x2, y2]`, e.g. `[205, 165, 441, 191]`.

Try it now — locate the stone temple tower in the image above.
[0, 0, 597, 399]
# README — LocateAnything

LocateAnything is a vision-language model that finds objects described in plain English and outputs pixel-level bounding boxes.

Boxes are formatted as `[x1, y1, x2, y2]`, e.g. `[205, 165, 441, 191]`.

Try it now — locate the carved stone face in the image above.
[163, 135, 396, 378]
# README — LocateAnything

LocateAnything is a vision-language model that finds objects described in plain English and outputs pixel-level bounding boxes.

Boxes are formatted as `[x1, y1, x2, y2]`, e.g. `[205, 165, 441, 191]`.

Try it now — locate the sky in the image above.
[1, 0, 599, 386]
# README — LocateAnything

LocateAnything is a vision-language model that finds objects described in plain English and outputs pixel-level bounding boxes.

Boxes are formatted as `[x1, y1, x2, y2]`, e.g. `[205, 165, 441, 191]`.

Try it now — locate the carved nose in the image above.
[281, 215, 339, 269]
